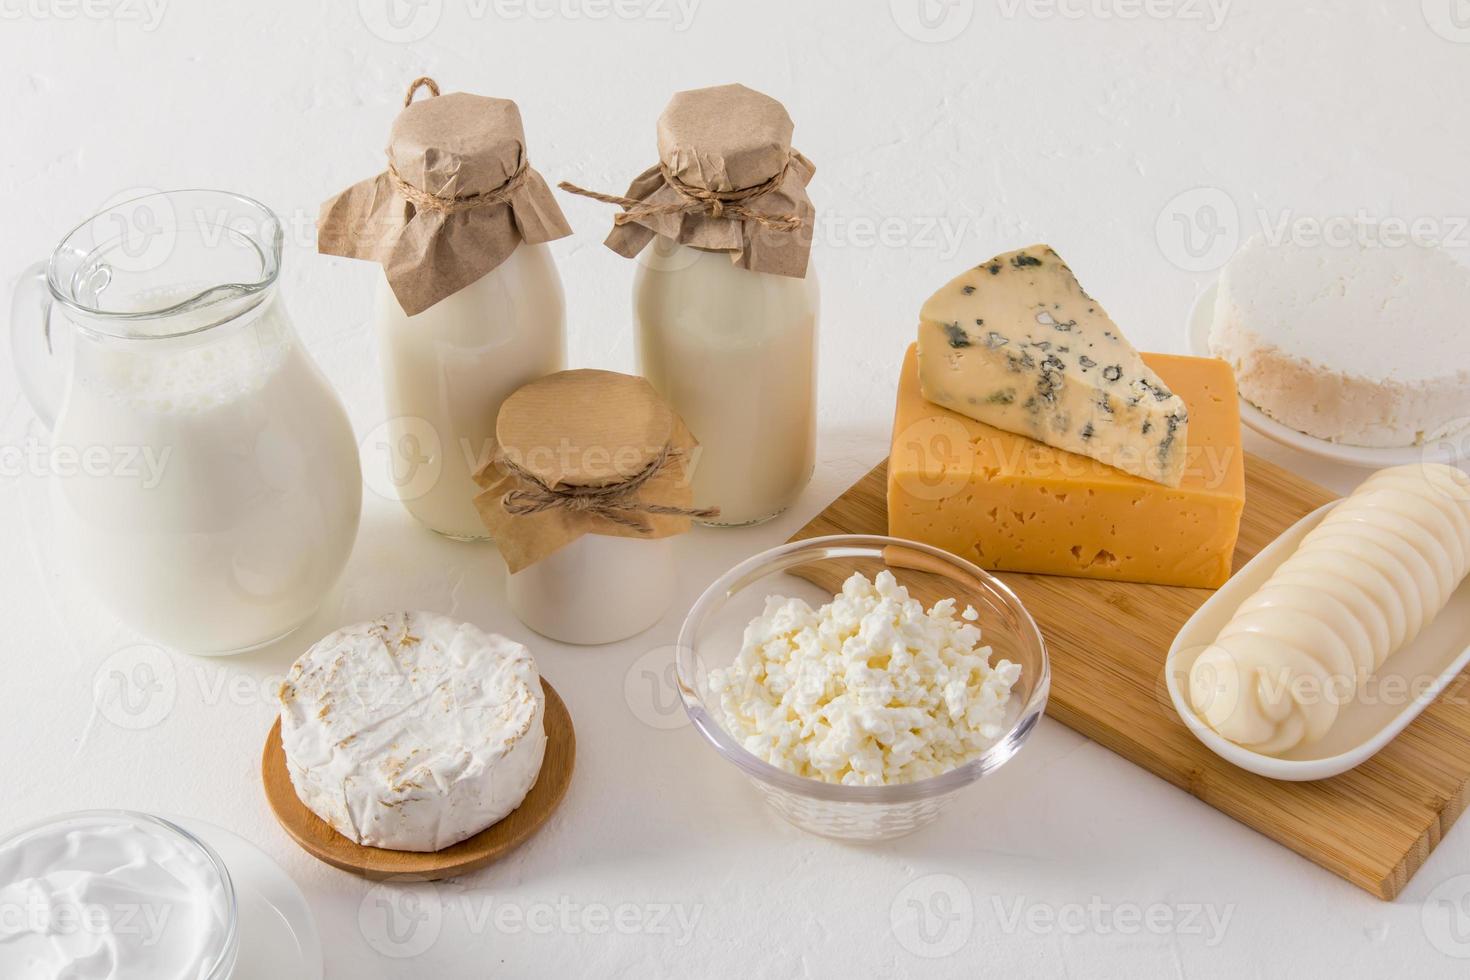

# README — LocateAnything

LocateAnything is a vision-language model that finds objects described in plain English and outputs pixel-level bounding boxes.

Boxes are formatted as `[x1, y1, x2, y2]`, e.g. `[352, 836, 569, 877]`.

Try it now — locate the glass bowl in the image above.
[0, 810, 240, 978]
[677, 535, 1050, 841]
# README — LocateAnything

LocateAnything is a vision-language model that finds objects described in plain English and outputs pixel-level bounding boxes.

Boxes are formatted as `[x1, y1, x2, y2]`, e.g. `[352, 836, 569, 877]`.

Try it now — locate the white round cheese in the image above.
[1210, 235, 1470, 447]
[279, 612, 546, 852]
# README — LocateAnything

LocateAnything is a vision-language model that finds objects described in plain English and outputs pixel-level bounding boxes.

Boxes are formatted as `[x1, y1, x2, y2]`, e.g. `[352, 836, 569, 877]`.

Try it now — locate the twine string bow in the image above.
[499, 444, 718, 533]
[559, 159, 803, 232]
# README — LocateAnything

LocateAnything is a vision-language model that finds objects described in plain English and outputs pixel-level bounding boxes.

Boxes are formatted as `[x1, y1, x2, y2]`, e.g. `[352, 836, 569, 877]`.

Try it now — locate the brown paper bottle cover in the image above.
[473, 370, 714, 572]
[317, 78, 572, 317]
[560, 83, 816, 280]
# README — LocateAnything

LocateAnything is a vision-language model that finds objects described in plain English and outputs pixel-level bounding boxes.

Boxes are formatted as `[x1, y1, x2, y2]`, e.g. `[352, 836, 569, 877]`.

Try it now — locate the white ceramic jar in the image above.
[635, 238, 819, 526]
[481, 370, 705, 646]
[507, 533, 676, 645]
[375, 242, 565, 539]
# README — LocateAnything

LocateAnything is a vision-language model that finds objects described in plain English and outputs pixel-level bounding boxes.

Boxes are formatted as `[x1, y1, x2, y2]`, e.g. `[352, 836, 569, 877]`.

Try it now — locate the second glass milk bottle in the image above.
[561, 83, 819, 527]
[319, 77, 572, 539]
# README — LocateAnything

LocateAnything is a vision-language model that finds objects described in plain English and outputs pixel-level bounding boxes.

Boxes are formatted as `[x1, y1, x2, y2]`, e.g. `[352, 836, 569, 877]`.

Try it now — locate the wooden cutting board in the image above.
[789, 454, 1470, 901]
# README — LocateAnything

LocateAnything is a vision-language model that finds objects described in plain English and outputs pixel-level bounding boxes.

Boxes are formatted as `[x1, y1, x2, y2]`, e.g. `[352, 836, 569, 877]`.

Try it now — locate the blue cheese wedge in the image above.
[917, 245, 1189, 487]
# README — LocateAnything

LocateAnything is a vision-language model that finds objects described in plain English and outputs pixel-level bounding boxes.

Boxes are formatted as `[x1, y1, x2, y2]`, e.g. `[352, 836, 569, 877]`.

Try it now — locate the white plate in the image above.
[170, 817, 325, 980]
[1187, 282, 1468, 468]
[1165, 502, 1470, 781]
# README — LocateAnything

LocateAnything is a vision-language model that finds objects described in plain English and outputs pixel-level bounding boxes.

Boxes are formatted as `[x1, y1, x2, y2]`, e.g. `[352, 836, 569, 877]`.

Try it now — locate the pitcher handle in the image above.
[10, 261, 61, 429]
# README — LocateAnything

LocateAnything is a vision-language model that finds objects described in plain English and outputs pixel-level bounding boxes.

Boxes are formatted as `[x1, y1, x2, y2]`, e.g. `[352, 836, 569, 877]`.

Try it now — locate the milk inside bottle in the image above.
[561, 83, 820, 527]
[320, 77, 572, 540]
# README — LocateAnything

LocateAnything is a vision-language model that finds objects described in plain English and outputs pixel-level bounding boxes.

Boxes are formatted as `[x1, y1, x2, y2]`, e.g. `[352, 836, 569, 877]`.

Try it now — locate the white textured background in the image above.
[4, 1, 1470, 977]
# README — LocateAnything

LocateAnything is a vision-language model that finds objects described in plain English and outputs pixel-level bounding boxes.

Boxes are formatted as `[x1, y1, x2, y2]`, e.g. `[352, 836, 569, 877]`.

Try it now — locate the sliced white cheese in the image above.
[279, 612, 546, 852]
[917, 245, 1189, 486]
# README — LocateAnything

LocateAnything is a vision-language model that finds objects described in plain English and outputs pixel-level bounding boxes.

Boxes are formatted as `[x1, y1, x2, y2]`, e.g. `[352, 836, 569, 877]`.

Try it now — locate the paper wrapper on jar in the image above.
[474, 370, 713, 573]
[566, 83, 816, 279]
[317, 78, 572, 317]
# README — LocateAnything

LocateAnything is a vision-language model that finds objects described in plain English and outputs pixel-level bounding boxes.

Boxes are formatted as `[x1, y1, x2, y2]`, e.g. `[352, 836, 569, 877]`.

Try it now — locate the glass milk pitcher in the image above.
[10, 191, 363, 654]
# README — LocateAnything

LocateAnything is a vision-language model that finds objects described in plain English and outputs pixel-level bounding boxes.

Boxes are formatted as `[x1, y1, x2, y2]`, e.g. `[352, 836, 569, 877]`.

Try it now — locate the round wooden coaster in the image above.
[262, 678, 575, 880]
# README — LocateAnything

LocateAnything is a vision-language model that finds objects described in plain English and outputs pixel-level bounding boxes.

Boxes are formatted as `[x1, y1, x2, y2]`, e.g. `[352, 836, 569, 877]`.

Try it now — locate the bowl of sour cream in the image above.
[0, 811, 239, 980]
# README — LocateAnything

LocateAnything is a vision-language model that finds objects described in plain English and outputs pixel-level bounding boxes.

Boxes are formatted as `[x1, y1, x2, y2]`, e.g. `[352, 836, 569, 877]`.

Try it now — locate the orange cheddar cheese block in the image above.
[888, 345, 1245, 588]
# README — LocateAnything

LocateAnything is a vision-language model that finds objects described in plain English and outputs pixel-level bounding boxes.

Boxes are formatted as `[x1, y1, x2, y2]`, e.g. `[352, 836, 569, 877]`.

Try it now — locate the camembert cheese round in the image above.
[1211, 235, 1470, 447]
[278, 612, 547, 852]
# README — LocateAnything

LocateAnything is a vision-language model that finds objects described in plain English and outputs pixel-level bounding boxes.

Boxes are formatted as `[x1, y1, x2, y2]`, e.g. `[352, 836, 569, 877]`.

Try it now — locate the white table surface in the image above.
[4, 1, 1470, 976]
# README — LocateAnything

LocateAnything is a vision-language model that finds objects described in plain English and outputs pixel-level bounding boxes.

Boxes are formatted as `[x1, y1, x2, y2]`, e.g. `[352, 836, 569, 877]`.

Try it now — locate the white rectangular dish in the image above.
[1166, 501, 1470, 781]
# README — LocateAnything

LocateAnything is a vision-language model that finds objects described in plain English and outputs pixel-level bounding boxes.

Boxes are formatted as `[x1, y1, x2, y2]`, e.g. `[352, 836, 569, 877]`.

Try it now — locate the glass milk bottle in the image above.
[477, 370, 709, 645]
[9, 191, 362, 654]
[560, 83, 819, 527]
[320, 77, 571, 539]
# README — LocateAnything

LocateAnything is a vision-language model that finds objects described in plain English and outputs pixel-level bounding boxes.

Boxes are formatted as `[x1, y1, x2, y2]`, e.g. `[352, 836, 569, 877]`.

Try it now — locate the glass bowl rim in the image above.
[676, 534, 1051, 804]
[0, 809, 240, 979]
